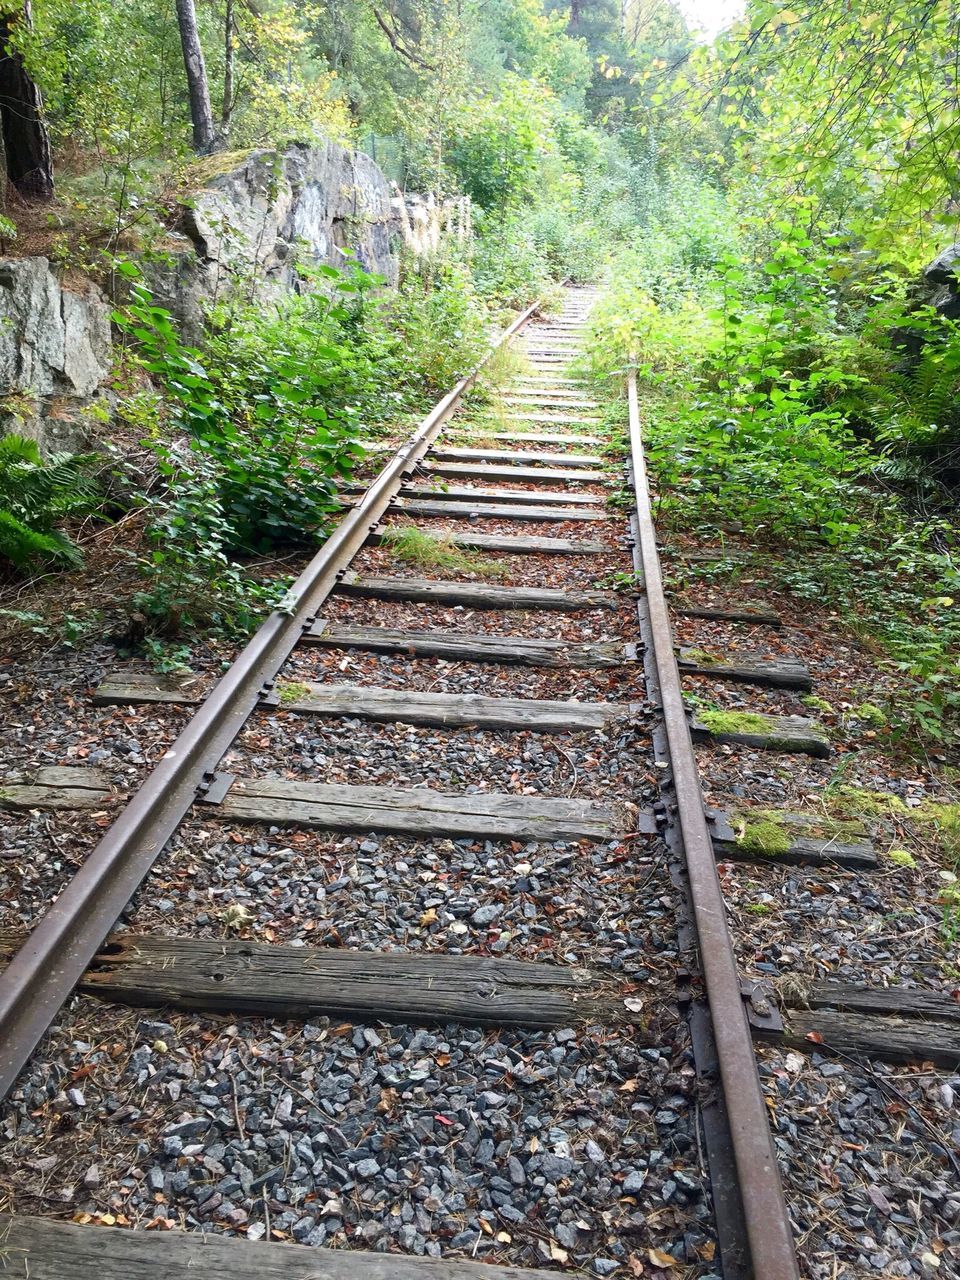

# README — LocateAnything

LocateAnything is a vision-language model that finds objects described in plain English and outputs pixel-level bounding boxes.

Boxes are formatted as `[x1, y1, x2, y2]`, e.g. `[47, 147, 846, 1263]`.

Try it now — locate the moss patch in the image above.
[732, 807, 867, 858]
[802, 694, 834, 715]
[854, 702, 887, 728]
[887, 849, 918, 869]
[699, 709, 773, 737]
[823, 785, 908, 819]
[738, 817, 791, 857]
[683, 647, 719, 667]
[914, 801, 960, 866]
[277, 680, 312, 705]
[184, 149, 257, 188]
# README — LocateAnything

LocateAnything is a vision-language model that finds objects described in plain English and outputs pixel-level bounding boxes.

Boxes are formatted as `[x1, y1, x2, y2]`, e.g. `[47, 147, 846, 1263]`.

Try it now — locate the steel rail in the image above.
[0, 296, 544, 1102]
[626, 369, 800, 1280]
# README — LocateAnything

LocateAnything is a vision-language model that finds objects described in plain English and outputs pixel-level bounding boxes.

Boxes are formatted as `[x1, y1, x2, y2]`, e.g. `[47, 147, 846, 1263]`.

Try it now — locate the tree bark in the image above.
[221, 0, 234, 135]
[175, 0, 216, 152]
[0, 2, 53, 201]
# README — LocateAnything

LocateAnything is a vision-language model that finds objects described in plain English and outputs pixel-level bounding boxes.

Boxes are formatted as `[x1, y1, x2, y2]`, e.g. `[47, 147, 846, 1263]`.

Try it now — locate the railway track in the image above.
[1, 285, 956, 1278]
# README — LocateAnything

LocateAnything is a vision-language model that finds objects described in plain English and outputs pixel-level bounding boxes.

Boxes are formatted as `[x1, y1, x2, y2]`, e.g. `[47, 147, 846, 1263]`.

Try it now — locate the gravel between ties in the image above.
[1, 1002, 718, 1276]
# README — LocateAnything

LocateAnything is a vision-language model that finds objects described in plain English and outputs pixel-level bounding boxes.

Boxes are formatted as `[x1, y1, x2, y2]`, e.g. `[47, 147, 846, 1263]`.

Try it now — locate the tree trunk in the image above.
[221, 0, 234, 135]
[0, 2, 53, 201]
[175, 0, 216, 152]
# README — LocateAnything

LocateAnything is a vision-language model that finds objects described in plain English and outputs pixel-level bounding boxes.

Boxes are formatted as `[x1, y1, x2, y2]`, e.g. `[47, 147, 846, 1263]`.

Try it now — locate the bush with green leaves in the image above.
[117, 270, 370, 555]
[588, 220, 960, 748]
[115, 254, 490, 639]
[132, 444, 288, 638]
[0, 435, 98, 575]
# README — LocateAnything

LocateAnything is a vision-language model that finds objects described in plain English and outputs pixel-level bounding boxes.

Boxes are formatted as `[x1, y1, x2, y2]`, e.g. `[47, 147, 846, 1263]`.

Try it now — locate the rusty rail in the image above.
[626, 369, 800, 1280]
[0, 297, 544, 1102]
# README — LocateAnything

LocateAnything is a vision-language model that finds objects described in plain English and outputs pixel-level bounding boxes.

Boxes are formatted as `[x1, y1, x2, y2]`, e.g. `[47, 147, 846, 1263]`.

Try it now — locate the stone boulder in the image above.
[0, 258, 111, 399]
[145, 141, 402, 340]
[0, 257, 113, 453]
[921, 245, 960, 321]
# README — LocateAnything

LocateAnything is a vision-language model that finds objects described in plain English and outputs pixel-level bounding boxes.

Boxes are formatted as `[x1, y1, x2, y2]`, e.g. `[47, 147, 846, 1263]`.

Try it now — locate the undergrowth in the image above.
[587, 207, 960, 752]
[381, 526, 505, 577]
[0, 435, 98, 575]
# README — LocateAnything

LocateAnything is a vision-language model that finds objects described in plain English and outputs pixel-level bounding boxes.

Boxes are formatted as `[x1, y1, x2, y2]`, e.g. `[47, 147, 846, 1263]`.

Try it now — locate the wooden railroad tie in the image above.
[369, 529, 609, 555]
[692, 711, 831, 758]
[302, 623, 634, 669]
[489, 411, 603, 426]
[674, 604, 782, 626]
[215, 777, 622, 843]
[424, 462, 606, 485]
[2, 922, 955, 1066]
[757, 981, 960, 1069]
[394, 484, 604, 505]
[387, 499, 606, 523]
[261, 683, 634, 732]
[428, 446, 603, 467]
[678, 647, 812, 691]
[71, 935, 639, 1029]
[708, 809, 877, 869]
[335, 572, 616, 611]
[0, 1216, 558, 1280]
[448, 430, 603, 446]
[0, 765, 115, 811]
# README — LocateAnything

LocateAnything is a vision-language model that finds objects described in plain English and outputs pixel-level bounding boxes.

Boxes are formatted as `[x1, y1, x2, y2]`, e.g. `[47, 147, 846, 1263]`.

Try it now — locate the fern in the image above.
[0, 434, 96, 573]
[908, 347, 960, 427]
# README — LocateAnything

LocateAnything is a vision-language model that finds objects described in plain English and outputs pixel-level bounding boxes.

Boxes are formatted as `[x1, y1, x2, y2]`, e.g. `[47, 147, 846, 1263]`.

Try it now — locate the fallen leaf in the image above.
[805, 1031, 824, 1044]
[648, 1248, 679, 1267]
[619, 1078, 639, 1092]
[419, 908, 438, 926]
[549, 1242, 569, 1263]
[624, 997, 644, 1013]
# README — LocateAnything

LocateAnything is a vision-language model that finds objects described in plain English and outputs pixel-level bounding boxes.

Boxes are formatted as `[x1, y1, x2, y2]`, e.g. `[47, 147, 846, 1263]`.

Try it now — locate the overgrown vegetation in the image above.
[382, 526, 504, 577]
[581, 2, 960, 751]
[0, 436, 97, 575]
[1, 0, 687, 651]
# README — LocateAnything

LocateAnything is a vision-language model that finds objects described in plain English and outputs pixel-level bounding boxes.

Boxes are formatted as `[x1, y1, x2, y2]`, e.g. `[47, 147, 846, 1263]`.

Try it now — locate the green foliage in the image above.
[448, 76, 543, 212]
[131, 444, 291, 638]
[588, 169, 960, 749]
[118, 281, 362, 555]
[0, 436, 97, 575]
[115, 254, 490, 638]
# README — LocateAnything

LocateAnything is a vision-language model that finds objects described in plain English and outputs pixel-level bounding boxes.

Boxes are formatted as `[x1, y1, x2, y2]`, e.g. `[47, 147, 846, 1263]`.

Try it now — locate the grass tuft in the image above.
[382, 526, 505, 577]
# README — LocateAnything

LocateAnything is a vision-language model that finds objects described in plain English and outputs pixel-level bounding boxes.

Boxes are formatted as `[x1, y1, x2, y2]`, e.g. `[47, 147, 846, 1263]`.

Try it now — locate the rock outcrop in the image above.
[1, 138, 466, 452]
[0, 258, 112, 452]
[146, 142, 402, 340]
[921, 245, 960, 321]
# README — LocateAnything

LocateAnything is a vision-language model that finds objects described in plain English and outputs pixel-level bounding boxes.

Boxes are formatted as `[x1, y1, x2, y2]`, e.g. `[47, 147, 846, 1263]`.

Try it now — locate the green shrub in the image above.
[0, 435, 97, 574]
